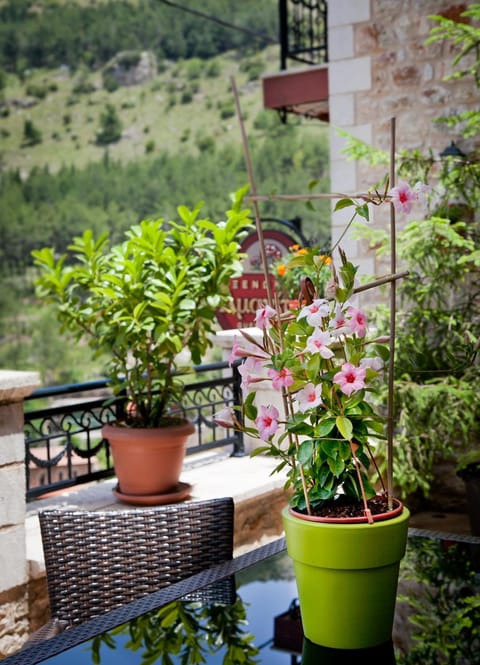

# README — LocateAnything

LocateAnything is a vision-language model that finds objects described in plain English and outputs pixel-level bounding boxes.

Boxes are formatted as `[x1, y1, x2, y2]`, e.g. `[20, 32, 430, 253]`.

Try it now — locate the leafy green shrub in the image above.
[185, 58, 202, 79]
[363, 216, 480, 500]
[391, 218, 477, 379]
[388, 374, 480, 498]
[72, 71, 95, 95]
[195, 134, 215, 153]
[253, 110, 274, 131]
[218, 101, 235, 120]
[396, 538, 480, 664]
[103, 73, 119, 93]
[239, 57, 265, 81]
[180, 89, 193, 104]
[205, 60, 221, 78]
[26, 82, 48, 99]
[116, 51, 141, 69]
[166, 94, 176, 110]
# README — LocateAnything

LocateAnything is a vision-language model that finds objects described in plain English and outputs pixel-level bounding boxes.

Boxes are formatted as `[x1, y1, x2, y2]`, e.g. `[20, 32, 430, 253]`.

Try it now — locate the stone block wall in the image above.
[328, 0, 478, 279]
[0, 371, 39, 658]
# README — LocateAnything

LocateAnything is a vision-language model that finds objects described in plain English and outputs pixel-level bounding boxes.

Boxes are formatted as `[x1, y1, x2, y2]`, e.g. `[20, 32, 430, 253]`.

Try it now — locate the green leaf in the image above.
[334, 198, 355, 211]
[243, 391, 257, 421]
[298, 439, 314, 465]
[328, 456, 345, 477]
[356, 203, 370, 220]
[317, 418, 336, 437]
[336, 416, 353, 440]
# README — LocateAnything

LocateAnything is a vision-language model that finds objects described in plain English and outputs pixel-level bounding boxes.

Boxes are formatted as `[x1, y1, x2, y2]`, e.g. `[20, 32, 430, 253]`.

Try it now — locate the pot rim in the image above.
[289, 497, 404, 524]
[102, 418, 195, 433]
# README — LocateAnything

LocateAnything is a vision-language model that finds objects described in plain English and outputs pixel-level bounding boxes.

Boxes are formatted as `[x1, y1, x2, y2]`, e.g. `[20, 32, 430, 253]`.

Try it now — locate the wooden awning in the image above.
[262, 64, 329, 121]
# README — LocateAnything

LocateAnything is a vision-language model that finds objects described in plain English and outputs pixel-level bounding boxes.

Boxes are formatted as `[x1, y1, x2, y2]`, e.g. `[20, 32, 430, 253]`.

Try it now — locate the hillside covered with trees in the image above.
[0, 0, 331, 383]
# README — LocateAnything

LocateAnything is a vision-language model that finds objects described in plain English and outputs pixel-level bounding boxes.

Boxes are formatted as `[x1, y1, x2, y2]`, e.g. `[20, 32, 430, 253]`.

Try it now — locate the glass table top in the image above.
[9, 529, 480, 665]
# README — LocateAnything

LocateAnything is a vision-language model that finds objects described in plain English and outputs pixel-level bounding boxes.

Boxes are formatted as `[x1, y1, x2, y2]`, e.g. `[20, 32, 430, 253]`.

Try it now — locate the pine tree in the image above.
[95, 103, 122, 145]
[22, 118, 42, 146]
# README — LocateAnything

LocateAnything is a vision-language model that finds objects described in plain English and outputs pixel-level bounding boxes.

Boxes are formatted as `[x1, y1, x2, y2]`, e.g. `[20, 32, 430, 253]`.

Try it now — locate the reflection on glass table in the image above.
[13, 531, 480, 665]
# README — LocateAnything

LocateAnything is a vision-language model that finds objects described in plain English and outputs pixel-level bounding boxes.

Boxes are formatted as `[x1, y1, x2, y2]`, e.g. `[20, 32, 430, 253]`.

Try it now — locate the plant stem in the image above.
[350, 441, 374, 524]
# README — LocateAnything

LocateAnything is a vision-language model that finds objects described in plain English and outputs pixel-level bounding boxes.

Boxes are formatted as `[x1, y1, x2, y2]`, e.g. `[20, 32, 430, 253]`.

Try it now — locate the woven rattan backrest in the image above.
[38, 497, 234, 626]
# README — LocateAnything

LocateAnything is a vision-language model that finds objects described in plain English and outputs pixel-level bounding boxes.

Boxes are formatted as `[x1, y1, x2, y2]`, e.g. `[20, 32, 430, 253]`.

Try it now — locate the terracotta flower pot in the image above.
[282, 501, 410, 649]
[102, 420, 195, 498]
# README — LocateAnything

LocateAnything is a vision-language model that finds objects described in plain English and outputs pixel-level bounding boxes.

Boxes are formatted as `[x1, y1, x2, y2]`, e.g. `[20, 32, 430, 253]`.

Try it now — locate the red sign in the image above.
[217, 229, 298, 330]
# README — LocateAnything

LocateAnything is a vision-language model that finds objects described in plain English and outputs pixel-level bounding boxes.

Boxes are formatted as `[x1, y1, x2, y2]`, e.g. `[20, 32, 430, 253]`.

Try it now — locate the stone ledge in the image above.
[0, 371, 39, 405]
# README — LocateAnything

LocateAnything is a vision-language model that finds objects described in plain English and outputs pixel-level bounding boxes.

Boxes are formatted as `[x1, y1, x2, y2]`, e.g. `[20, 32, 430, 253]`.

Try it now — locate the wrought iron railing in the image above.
[24, 362, 243, 501]
[279, 0, 328, 69]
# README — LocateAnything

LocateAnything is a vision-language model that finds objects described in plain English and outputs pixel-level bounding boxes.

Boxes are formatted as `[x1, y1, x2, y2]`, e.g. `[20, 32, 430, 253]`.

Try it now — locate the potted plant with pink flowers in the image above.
[214, 179, 427, 650]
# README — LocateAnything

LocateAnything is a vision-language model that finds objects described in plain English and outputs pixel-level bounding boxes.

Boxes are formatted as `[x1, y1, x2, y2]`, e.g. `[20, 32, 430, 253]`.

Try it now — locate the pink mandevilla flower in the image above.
[255, 305, 277, 330]
[333, 362, 367, 396]
[213, 407, 236, 428]
[238, 357, 263, 395]
[347, 306, 367, 338]
[329, 303, 350, 335]
[295, 383, 323, 413]
[306, 329, 335, 359]
[360, 356, 384, 371]
[255, 405, 280, 441]
[297, 299, 330, 327]
[229, 338, 269, 366]
[414, 181, 430, 200]
[389, 180, 418, 214]
[242, 355, 264, 375]
[228, 340, 243, 366]
[268, 366, 294, 391]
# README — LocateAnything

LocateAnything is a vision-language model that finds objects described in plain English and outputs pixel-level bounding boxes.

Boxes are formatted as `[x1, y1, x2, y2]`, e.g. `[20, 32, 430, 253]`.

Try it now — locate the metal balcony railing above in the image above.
[24, 362, 243, 502]
[263, 1, 329, 122]
[279, 0, 328, 70]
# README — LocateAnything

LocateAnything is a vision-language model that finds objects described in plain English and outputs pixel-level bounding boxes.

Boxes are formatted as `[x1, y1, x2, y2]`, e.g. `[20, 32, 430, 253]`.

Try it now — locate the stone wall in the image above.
[0, 371, 40, 658]
[328, 0, 478, 278]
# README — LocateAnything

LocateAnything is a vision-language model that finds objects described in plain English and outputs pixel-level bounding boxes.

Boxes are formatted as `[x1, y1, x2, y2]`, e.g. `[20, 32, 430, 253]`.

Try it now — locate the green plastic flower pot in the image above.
[282, 503, 410, 649]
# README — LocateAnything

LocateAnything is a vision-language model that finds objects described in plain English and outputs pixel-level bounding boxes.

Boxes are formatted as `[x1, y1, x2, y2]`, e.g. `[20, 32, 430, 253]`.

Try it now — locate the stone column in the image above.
[0, 370, 40, 656]
[327, 0, 374, 279]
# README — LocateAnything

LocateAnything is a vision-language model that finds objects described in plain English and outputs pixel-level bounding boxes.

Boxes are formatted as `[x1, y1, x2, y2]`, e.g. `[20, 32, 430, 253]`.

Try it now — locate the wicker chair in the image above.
[36, 497, 235, 630]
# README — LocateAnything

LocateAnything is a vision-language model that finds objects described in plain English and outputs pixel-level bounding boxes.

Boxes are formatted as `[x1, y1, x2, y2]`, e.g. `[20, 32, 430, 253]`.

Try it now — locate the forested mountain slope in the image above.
[0, 0, 331, 381]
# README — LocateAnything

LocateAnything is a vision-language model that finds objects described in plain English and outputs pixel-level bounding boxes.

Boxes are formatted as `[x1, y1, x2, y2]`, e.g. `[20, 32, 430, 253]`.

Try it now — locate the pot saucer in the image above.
[113, 481, 193, 506]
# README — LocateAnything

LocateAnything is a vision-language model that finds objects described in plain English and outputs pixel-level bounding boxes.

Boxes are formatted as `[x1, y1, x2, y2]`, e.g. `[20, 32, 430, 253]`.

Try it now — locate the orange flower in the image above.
[277, 264, 287, 276]
[320, 254, 332, 265]
[289, 244, 300, 252]
[297, 248, 308, 256]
